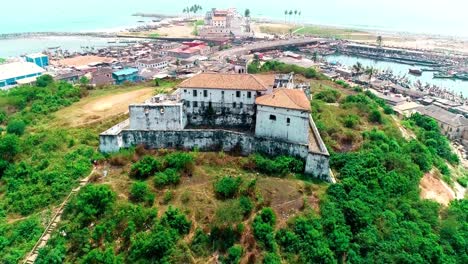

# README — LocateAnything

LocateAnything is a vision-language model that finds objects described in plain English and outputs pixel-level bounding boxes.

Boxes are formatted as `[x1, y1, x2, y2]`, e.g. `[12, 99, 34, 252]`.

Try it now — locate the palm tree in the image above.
[294, 10, 298, 25]
[312, 51, 319, 63]
[284, 10, 288, 23]
[353, 62, 363, 75]
[245, 9, 251, 18]
[377, 35, 383, 48]
[298, 11, 302, 25]
[365, 66, 377, 84]
[288, 10, 293, 24]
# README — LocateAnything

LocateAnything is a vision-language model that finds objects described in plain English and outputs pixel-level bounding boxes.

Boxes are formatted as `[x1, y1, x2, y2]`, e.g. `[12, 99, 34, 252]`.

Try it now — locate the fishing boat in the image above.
[455, 73, 468, 81]
[409, 68, 422, 75]
[433, 72, 454, 79]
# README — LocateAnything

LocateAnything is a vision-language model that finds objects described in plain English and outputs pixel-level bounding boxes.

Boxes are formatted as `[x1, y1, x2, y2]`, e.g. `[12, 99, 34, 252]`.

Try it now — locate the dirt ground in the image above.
[53, 87, 154, 127]
[420, 172, 455, 206]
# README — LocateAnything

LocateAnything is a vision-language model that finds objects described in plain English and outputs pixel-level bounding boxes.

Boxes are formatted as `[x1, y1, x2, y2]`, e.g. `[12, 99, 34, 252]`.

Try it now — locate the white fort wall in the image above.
[129, 104, 187, 131]
[255, 105, 309, 145]
[100, 128, 331, 181]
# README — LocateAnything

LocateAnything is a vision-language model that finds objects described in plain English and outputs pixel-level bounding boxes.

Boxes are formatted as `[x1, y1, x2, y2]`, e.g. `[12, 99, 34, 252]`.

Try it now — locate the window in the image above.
[208, 101, 212, 108]
[193, 101, 198, 107]
[269, 115, 277, 121]
[240, 102, 243, 108]
[203, 90, 208, 97]
[236, 91, 241, 97]
[201, 101, 205, 108]
[247, 92, 251, 98]
[287, 118, 291, 125]
[233, 102, 237, 108]
[193, 90, 198, 97]
[186, 101, 191, 107]
[184, 89, 187, 93]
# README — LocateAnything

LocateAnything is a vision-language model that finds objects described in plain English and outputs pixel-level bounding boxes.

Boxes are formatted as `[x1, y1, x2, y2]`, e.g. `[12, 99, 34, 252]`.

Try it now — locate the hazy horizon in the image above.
[1, 0, 467, 37]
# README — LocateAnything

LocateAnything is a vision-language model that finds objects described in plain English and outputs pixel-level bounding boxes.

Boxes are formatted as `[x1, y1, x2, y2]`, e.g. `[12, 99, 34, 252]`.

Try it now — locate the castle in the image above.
[99, 73, 331, 181]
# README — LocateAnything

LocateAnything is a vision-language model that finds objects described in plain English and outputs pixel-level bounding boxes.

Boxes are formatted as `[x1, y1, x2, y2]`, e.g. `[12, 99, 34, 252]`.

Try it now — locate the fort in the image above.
[99, 73, 331, 181]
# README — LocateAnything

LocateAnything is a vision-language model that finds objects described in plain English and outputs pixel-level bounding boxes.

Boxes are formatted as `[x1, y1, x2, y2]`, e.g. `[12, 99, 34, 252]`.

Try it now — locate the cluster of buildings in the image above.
[100, 72, 331, 181]
[199, 8, 252, 39]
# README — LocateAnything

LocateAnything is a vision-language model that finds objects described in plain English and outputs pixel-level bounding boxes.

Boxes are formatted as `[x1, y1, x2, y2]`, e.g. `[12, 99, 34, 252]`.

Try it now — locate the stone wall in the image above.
[129, 104, 186, 131]
[99, 129, 330, 180]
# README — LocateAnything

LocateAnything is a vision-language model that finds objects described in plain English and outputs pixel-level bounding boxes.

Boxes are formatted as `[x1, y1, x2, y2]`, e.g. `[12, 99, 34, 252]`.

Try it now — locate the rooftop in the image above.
[113, 68, 139, 76]
[178, 73, 269, 91]
[256, 88, 311, 112]
[26, 53, 47, 59]
[53, 56, 115, 68]
[0, 62, 46, 81]
[419, 105, 468, 127]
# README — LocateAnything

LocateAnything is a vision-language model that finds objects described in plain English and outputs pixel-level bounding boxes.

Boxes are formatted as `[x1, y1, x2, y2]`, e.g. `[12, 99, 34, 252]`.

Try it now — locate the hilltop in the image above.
[0, 74, 466, 263]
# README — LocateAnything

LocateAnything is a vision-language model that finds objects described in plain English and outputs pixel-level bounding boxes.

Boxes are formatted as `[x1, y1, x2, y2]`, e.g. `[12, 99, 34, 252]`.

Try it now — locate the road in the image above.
[214, 37, 325, 59]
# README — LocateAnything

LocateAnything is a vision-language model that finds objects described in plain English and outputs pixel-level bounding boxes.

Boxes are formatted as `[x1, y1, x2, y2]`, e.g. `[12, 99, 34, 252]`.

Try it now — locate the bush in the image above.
[221, 245, 243, 264]
[36, 74, 54, 87]
[0, 110, 6, 124]
[253, 154, 304, 176]
[130, 156, 161, 179]
[165, 152, 194, 172]
[214, 176, 243, 199]
[163, 190, 174, 204]
[161, 206, 191, 235]
[67, 184, 116, 222]
[7, 119, 26, 135]
[0, 134, 20, 161]
[263, 252, 282, 264]
[314, 89, 340, 103]
[239, 196, 253, 217]
[191, 228, 211, 257]
[154, 168, 181, 188]
[130, 181, 154, 205]
[343, 114, 360, 129]
[369, 110, 382, 124]
[252, 208, 277, 251]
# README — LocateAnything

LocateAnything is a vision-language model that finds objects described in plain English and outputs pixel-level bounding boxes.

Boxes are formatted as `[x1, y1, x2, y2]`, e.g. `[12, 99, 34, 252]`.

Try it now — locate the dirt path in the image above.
[53, 88, 154, 127]
[420, 172, 456, 206]
[23, 167, 95, 264]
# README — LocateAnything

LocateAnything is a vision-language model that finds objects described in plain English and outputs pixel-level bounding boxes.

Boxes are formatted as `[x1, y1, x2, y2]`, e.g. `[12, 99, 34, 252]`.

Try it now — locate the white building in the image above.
[136, 58, 169, 70]
[255, 89, 311, 144]
[100, 73, 330, 180]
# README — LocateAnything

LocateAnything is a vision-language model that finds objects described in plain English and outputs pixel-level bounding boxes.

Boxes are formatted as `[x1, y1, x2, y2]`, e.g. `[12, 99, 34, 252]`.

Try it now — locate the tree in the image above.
[284, 10, 288, 23]
[365, 66, 377, 83]
[214, 176, 242, 199]
[36, 74, 54, 87]
[288, 10, 293, 24]
[0, 134, 20, 161]
[369, 109, 382, 124]
[221, 245, 243, 264]
[79, 76, 90, 87]
[312, 51, 319, 63]
[69, 184, 116, 220]
[130, 156, 161, 179]
[244, 9, 251, 18]
[130, 181, 154, 205]
[377, 35, 383, 48]
[161, 206, 192, 235]
[7, 119, 26, 136]
[352, 62, 364, 75]
[294, 10, 298, 25]
[129, 225, 177, 263]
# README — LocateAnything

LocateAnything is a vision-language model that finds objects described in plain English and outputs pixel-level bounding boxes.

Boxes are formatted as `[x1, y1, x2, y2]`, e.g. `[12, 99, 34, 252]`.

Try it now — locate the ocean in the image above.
[1, 0, 468, 37]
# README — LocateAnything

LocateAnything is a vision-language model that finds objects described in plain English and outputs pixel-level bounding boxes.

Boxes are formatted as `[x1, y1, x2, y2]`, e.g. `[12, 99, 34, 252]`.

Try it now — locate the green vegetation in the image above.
[0, 73, 466, 263]
[248, 60, 324, 79]
[0, 58, 6, 64]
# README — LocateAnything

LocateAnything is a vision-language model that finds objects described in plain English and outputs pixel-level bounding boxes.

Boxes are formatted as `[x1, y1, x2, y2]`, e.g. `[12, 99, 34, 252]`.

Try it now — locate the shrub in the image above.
[154, 168, 181, 188]
[7, 119, 26, 135]
[0, 110, 6, 124]
[36, 74, 54, 87]
[161, 206, 191, 235]
[163, 190, 174, 204]
[67, 184, 116, 222]
[130, 156, 161, 179]
[165, 152, 194, 172]
[191, 228, 211, 257]
[214, 176, 242, 199]
[253, 154, 304, 176]
[130, 181, 154, 205]
[314, 89, 340, 103]
[263, 252, 282, 264]
[383, 105, 394, 115]
[239, 196, 253, 217]
[343, 114, 360, 129]
[369, 110, 383, 124]
[0, 134, 20, 161]
[252, 208, 277, 251]
[221, 245, 243, 264]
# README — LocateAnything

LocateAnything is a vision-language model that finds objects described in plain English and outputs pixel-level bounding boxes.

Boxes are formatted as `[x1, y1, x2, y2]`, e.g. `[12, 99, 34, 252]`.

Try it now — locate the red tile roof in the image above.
[178, 73, 269, 91]
[256, 88, 311, 111]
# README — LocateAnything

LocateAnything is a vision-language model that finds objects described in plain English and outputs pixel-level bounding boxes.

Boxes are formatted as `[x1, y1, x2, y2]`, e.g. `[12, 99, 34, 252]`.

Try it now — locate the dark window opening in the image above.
[236, 91, 241, 97]
[186, 101, 190, 107]
[270, 115, 277, 121]
[247, 92, 251, 98]
[184, 89, 187, 93]
[233, 102, 237, 108]
[203, 90, 208, 97]
[193, 90, 198, 97]
[240, 102, 243, 108]
[201, 101, 205, 108]
[287, 118, 291, 125]
[193, 101, 198, 107]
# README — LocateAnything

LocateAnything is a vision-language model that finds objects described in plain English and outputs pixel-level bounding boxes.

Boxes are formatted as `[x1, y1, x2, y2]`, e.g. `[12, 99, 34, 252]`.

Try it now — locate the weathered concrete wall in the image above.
[99, 129, 330, 180]
[255, 105, 309, 145]
[129, 104, 186, 131]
